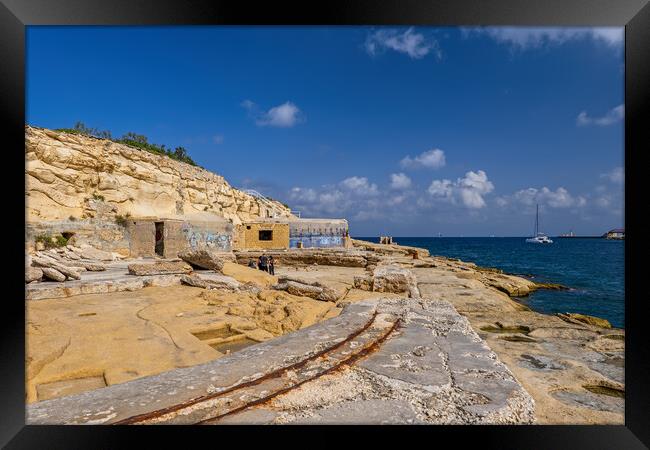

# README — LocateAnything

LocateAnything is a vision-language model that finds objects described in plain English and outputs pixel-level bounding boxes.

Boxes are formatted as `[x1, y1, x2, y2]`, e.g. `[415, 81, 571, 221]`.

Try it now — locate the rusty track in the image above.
[113, 311, 380, 425]
[198, 317, 401, 424]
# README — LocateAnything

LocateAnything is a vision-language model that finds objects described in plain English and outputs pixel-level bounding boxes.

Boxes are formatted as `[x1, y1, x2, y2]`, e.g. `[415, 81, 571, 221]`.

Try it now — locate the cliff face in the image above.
[25, 126, 293, 225]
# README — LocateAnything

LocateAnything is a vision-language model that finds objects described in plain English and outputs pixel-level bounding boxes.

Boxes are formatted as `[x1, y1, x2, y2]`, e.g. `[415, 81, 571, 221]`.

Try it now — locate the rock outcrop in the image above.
[178, 249, 235, 272]
[352, 265, 419, 298]
[26, 267, 44, 283]
[557, 313, 612, 329]
[41, 267, 66, 282]
[180, 273, 241, 291]
[371, 265, 419, 297]
[234, 249, 368, 268]
[128, 261, 193, 276]
[26, 126, 293, 225]
[273, 276, 341, 302]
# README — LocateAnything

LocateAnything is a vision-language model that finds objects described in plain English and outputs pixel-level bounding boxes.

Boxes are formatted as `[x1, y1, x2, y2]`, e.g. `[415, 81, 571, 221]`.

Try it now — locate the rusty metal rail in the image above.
[114, 311, 395, 425]
[198, 317, 401, 424]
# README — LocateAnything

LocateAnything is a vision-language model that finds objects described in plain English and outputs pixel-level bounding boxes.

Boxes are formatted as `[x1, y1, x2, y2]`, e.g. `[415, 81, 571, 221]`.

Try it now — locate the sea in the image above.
[356, 237, 625, 328]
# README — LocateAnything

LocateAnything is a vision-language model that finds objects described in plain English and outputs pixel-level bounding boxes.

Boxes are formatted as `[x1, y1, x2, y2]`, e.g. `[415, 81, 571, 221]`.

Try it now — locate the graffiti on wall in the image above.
[181, 222, 231, 251]
[290, 236, 343, 249]
[289, 225, 346, 248]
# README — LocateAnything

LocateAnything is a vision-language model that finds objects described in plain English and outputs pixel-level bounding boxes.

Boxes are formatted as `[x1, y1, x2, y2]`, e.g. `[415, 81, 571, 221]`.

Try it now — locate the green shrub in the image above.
[92, 193, 105, 201]
[53, 122, 200, 167]
[35, 233, 68, 249]
[68, 215, 77, 221]
[115, 213, 131, 227]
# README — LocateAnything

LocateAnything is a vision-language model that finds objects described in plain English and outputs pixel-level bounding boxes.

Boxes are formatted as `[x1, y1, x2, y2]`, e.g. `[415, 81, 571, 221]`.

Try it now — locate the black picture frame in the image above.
[2, 0, 648, 447]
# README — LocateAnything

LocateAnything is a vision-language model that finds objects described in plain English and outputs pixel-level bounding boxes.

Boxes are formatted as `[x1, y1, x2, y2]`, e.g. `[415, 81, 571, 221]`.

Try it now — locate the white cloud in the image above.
[340, 176, 379, 196]
[289, 187, 317, 203]
[288, 175, 387, 220]
[427, 170, 494, 209]
[501, 186, 587, 209]
[600, 166, 624, 184]
[400, 148, 446, 170]
[457, 170, 495, 208]
[577, 104, 624, 127]
[389, 173, 412, 190]
[365, 27, 440, 59]
[463, 27, 623, 50]
[596, 195, 611, 208]
[427, 179, 453, 198]
[242, 100, 304, 128]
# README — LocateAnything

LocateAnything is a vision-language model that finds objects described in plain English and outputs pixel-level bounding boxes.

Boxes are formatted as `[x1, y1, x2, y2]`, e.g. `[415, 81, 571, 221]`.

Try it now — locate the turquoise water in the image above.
[357, 237, 625, 328]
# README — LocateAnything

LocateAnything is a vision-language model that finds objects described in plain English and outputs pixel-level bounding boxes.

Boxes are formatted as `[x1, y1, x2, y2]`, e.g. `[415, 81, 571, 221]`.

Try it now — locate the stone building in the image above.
[26, 214, 233, 258]
[232, 220, 290, 250]
[128, 217, 233, 258]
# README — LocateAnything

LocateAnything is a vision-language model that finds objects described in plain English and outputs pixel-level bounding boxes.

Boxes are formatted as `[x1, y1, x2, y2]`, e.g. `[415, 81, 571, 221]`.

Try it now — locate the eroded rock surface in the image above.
[178, 249, 235, 272]
[26, 126, 292, 224]
[128, 261, 193, 276]
[24, 239, 623, 425]
[27, 298, 534, 425]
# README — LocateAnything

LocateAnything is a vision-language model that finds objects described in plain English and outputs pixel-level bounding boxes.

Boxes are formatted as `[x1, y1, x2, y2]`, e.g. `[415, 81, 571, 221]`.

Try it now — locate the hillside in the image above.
[25, 126, 293, 224]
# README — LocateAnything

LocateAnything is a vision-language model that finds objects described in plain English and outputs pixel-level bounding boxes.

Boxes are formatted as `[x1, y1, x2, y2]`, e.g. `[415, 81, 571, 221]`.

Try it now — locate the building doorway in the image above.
[155, 222, 164, 256]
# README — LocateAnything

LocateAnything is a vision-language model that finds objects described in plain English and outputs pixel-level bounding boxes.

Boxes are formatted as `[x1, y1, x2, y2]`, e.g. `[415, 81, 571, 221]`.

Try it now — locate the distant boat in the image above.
[526, 204, 553, 244]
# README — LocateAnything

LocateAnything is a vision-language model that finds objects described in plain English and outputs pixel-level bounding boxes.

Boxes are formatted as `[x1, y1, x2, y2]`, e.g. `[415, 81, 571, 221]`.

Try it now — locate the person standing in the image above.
[268, 255, 275, 275]
[258, 254, 268, 272]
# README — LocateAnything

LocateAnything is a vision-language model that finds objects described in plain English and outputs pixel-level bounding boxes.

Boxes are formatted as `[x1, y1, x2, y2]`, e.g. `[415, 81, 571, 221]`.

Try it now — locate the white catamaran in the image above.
[526, 204, 553, 244]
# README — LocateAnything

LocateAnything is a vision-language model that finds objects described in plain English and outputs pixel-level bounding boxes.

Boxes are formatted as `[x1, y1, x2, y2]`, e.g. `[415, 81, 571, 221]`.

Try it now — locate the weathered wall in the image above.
[26, 219, 131, 255]
[128, 219, 233, 258]
[179, 220, 232, 253]
[289, 219, 348, 249]
[128, 221, 156, 258]
[25, 126, 294, 225]
[234, 222, 289, 250]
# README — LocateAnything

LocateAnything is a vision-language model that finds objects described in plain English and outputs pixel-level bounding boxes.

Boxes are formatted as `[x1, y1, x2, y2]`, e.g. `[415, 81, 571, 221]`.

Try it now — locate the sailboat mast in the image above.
[535, 204, 539, 236]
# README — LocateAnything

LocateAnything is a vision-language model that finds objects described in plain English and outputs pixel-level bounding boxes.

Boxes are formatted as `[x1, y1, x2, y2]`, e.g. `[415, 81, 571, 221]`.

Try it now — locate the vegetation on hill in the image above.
[54, 122, 199, 167]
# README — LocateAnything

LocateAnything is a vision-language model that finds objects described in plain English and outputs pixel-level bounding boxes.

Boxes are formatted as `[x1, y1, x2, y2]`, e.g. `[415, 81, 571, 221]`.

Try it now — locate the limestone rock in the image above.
[353, 276, 373, 291]
[178, 249, 234, 272]
[372, 265, 418, 298]
[128, 261, 193, 276]
[41, 267, 66, 282]
[72, 246, 116, 262]
[79, 262, 106, 272]
[25, 126, 293, 224]
[221, 262, 277, 288]
[351, 239, 430, 258]
[234, 249, 367, 268]
[273, 280, 338, 302]
[31, 256, 82, 280]
[180, 274, 241, 292]
[180, 274, 209, 289]
[285, 281, 323, 299]
[26, 267, 43, 283]
[557, 313, 612, 329]
[316, 285, 340, 302]
[481, 274, 537, 297]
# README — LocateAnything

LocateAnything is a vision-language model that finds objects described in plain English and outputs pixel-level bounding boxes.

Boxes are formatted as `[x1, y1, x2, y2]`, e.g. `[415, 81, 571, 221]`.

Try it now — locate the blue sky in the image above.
[26, 26, 624, 236]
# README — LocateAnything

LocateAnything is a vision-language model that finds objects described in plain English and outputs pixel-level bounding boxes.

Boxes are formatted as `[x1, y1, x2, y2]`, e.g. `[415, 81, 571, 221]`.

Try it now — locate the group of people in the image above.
[248, 254, 275, 275]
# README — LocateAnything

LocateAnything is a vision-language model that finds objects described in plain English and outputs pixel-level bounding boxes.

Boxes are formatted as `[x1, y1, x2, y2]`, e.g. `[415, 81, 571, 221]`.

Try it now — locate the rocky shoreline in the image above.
[25, 239, 623, 424]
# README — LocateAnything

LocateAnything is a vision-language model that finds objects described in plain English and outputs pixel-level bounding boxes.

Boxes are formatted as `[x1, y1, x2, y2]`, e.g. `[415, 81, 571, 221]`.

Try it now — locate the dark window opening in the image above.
[246, 225, 251, 230]
[155, 222, 165, 256]
[259, 230, 273, 241]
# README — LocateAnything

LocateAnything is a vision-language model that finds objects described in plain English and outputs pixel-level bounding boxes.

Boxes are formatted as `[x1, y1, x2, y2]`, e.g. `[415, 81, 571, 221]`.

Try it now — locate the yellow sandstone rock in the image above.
[221, 262, 278, 288]
[25, 126, 292, 224]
